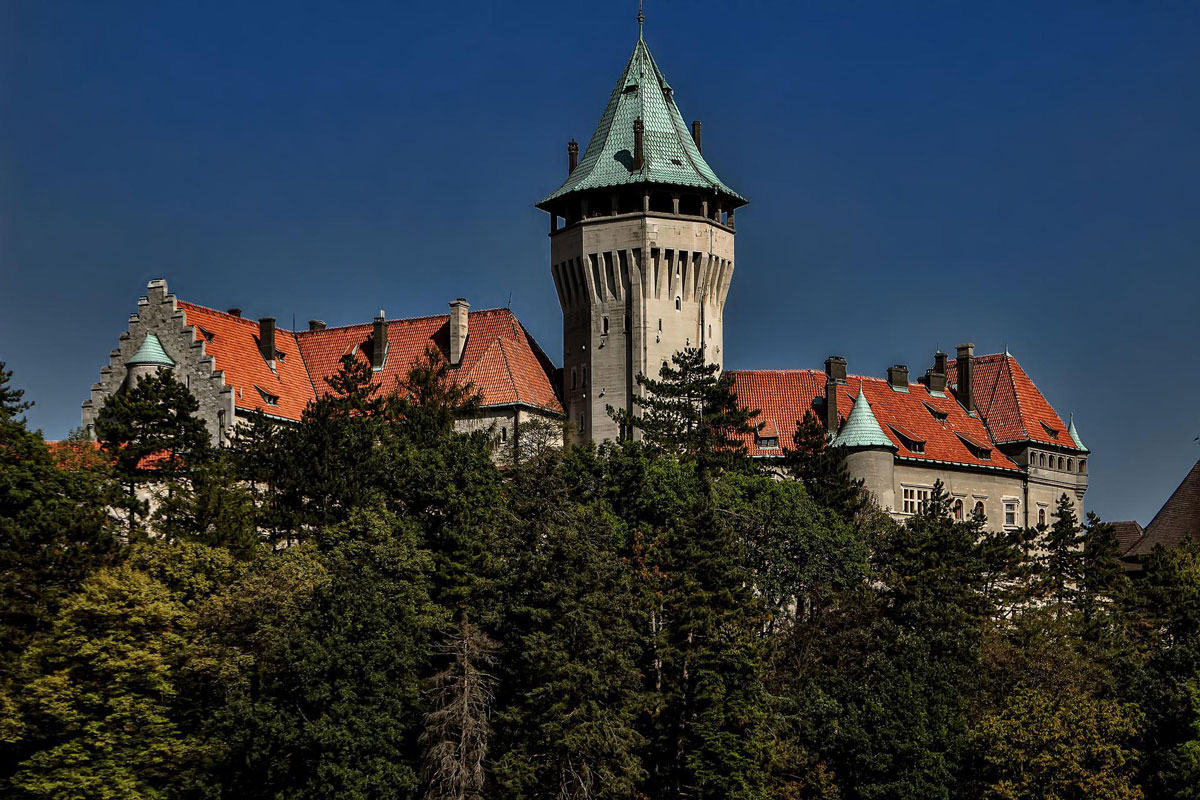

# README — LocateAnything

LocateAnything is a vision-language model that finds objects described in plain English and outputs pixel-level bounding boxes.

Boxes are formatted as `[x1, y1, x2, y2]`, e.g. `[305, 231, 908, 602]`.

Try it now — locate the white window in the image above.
[1004, 501, 1018, 527]
[902, 487, 931, 515]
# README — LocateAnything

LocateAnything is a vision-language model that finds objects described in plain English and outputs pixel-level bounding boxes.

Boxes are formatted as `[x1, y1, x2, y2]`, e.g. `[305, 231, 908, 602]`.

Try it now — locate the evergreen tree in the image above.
[610, 347, 758, 478]
[94, 368, 211, 535]
[784, 409, 867, 519]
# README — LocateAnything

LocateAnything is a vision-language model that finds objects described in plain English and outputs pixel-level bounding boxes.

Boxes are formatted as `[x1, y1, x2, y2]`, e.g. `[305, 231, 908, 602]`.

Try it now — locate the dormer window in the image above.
[889, 424, 926, 454]
[955, 432, 992, 461]
[275, 349, 286, 363]
[1041, 421, 1060, 439]
[198, 326, 215, 343]
[255, 386, 279, 406]
[923, 402, 948, 423]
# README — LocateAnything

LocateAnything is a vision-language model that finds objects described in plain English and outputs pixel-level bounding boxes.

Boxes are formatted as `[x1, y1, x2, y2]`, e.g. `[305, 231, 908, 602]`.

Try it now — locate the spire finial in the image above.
[637, 0, 645, 36]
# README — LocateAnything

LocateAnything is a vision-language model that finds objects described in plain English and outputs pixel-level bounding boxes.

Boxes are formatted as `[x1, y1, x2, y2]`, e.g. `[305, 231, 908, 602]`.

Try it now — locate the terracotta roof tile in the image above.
[178, 303, 315, 421]
[1129, 458, 1200, 555]
[729, 369, 1020, 471]
[948, 353, 1081, 450]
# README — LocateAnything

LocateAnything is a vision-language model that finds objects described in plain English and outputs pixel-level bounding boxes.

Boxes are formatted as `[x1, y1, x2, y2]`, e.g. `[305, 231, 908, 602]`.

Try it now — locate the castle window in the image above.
[675, 297, 681, 311]
[658, 318, 663, 331]
[500, 426, 508, 443]
[902, 486, 932, 515]
[582, 365, 587, 386]
[1058, 456, 1065, 470]
[571, 368, 578, 389]
[1067, 458, 1074, 472]
[602, 316, 609, 335]
[1039, 453, 1047, 467]
[579, 412, 586, 432]
[1038, 508, 1047, 526]
[662, 361, 669, 374]
[1079, 459, 1087, 474]
[1004, 501, 1018, 527]
[708, 324, 712, 338]
[953, 499, 964, 520]
[974, 500, 986, 518]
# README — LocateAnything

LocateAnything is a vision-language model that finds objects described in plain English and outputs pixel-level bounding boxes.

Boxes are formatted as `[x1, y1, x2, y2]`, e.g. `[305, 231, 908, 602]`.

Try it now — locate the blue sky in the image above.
[2, 0, 1198, 524]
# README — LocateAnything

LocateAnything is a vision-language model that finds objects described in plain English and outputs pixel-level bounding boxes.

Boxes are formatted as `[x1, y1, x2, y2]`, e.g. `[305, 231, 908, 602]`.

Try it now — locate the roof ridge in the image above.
[178, 300, 288, 331]
[294, 306, 518, 337]
[1002, 351, 1031, 441]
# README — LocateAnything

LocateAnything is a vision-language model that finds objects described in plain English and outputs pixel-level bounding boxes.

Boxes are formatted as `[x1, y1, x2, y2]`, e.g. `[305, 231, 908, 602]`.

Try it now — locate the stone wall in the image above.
[82, 279, 235, 443]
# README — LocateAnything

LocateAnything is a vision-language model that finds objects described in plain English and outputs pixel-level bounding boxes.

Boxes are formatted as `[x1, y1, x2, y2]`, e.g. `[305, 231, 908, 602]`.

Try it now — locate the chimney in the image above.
[568, 139, 579, 174]
[887, 364, 909, 391]
[926, 350, 948, 394]
[633, 118, 645, 170]
[308, 319, 326, 331]
[824, 356, 847, 434]
[692, 120, 702, 153]
[824, 355, 847, 383]
[449, 298, 470, 366]
[227, 308, 242, 317]
[956, 343, 975, 412]
[372, 311, 387, 370]
[258, 317, 276, 367]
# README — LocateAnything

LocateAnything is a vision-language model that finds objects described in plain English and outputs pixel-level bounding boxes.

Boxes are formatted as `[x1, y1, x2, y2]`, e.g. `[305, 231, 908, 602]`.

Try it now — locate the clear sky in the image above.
[2, 0, 1198, 524]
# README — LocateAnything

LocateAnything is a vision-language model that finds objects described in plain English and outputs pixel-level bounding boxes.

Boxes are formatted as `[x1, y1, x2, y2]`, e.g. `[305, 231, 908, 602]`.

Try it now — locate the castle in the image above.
[83, 20, 1089, 530]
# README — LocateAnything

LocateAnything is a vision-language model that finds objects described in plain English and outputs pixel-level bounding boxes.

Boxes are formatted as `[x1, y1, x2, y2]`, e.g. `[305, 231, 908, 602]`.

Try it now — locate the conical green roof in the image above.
[126, 333, 175, 367]
[832, 385, 896, 450]
[1068, 413, 1088, 452]
[538, 33, 745, 209]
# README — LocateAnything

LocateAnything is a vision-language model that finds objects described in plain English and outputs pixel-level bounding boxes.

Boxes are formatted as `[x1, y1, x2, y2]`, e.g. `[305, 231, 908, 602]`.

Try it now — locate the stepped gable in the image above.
[178, 302, 315, 421]
[729, 369, 1019, 470]
[947, 352, 1081, 450]
[296, 308, 562, 414]
[1128, 458, 1200, 557]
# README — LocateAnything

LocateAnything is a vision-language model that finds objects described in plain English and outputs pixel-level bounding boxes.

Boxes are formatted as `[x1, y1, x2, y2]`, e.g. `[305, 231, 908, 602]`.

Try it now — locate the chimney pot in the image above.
[258, 318, 276, 366]
[567, 139, 579, 174]
[955, 343, 976, 412]
[449, 298, 470, 366]
[227, 308, 242, 317]
[926, 350, 948, 393]
[308, 319, 326, 331]
[824, 377, 840, 434]
[372, 311, 387, 370]
[824, 355, 847, 383]
[887, 364, 909, 390]
[691, 120, 702, 153]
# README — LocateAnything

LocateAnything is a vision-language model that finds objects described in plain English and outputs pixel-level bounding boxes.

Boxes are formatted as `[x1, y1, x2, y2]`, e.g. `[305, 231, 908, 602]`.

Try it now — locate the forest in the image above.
[1, 349, 1198, 800]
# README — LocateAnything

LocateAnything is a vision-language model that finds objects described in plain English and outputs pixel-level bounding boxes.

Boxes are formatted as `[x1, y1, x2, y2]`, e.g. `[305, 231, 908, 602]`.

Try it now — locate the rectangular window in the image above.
[1004, 501, 1018, 527]
[902, 487, 932, 515]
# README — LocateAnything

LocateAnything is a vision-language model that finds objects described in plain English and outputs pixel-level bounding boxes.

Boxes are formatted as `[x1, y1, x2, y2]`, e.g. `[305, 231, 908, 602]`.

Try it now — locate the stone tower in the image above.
[537, 20, 747, 444]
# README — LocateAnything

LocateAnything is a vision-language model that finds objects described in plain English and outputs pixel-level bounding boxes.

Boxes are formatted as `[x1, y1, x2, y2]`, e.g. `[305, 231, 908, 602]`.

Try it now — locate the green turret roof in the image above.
[538, 33, 745, 209]
[832, 385, 896, 450]
[1068, 413, 1088, 452]
[126, 333, 175, 367]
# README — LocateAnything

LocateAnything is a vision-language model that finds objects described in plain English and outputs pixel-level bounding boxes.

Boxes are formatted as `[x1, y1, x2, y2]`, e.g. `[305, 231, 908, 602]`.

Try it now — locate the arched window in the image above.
[1079, 459, 1087, 474]
[974, 500, 986, 518]
[602, 316, 609, 334]
[1038, 508, 1047, 526]
[500, 426, 508, 443]
[579, 411, 586, 432]
[1067, 458, 1074, 472]
[661, 361, 669, 374]
[581, 365, 587, 386]
[953, 499, 964, 520]
[675, 296, 682, 311]
[1058, 456, 1065, 470]
[658, 318, 663, 331]
[1039, 453, 1047, 467]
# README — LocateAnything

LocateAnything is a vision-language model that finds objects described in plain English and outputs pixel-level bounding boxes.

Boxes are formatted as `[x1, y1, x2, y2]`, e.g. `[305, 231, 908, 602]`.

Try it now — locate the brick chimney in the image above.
[887, 364, 909, 391]
[568, 139, 579, 174]
[258, 317, 276, 368]
[372, 311, 387, 371]
[308, 319, 326, 331]
[824, 356, 847, 433]
[692, 120, 702, 153]
[925, 350, 948, 394]
[956, 343, 975, 412]
[449, 298, 470, 366]
[227, 308, 242, 317]
[633, 118, 645, 170]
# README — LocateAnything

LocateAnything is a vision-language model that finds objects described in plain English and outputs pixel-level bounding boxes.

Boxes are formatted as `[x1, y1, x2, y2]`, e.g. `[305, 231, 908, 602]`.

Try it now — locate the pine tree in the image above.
[784, 409, 867, 519]
[610, 347, 758, 479]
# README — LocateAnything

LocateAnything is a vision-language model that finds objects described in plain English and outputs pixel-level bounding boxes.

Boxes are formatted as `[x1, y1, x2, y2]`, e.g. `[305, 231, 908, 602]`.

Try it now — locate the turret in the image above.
[832, 384, 897, 511]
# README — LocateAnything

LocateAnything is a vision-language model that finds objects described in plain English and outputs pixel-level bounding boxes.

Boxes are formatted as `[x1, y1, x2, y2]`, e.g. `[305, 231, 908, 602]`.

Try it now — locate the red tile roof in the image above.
[177, 303, 561, 422]
[948, 353, 1081, 451]
[179, 302, 316, 421]
[729, 369, 1020, 471]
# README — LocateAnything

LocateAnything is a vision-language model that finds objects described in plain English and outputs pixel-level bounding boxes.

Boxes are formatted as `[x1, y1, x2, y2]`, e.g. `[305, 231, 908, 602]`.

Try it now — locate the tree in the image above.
[0, 363, 119, 683]
[93, 368, 210, 535]
[785, 409, 867, 519]
[421, 615, 497, 800]
[610, 347, 759, 478]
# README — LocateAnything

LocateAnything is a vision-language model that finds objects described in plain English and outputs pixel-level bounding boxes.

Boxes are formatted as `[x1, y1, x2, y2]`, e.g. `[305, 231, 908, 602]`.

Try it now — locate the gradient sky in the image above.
[2, 0, 1198, 525]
